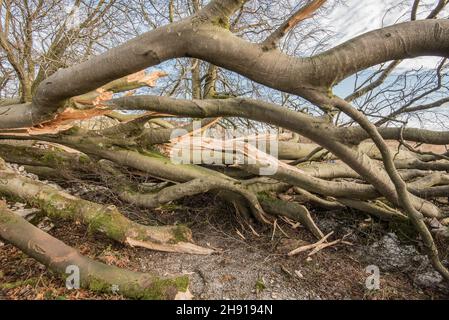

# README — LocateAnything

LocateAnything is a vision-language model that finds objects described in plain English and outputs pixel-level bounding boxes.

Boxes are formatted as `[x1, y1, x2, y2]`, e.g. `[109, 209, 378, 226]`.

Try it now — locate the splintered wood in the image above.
[27, 108, 112, 134]
[0, 70, 167, 136]
[127, 70, 168, 87]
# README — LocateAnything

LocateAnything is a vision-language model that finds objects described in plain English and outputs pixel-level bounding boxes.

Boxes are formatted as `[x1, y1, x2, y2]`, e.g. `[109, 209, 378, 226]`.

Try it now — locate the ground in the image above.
[1, 187, 448, 300]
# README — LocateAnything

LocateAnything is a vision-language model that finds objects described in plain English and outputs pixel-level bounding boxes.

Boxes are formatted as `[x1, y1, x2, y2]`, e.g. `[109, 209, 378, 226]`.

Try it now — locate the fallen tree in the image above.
[1, 0, 449, 298]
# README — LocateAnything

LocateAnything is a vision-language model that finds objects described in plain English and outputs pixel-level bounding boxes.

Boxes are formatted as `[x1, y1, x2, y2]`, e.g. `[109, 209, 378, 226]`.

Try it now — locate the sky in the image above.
[321, 0, 449, 70]
[326, 0, 449, 103]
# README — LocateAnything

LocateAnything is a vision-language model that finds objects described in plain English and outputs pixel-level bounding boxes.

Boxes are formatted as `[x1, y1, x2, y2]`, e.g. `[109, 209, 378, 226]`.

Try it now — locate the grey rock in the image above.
[362, 233, 425, 271]
[414, 270, 443, 289]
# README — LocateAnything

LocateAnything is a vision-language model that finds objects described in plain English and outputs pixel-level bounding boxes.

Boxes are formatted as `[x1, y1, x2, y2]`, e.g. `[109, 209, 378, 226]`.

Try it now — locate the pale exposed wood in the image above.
[262, 0, 327, 49]
[126, 238, 214, 255]
[288, 232, 334, 256]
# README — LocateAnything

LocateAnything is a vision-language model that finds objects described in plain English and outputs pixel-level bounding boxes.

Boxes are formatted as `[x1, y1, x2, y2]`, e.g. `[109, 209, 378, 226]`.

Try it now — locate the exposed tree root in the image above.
[293, 187, 345, 211]
[120, 178, 271, 224]
[259, 197, 324, 239]
[337, 198, 408, 222]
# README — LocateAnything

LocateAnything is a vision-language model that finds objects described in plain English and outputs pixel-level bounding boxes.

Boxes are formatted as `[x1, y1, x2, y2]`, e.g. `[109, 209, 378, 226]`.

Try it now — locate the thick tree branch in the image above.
[331, 96, 449, 281]
[108, 95, 441, 218]
[0, 201, 190, 299]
